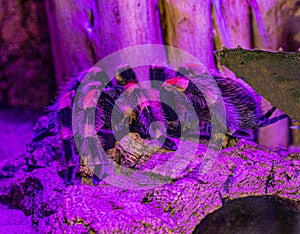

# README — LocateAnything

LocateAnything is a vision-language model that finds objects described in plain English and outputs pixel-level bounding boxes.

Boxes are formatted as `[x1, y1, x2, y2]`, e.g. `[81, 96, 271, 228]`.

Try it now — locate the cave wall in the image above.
[0, 0, 55, 108]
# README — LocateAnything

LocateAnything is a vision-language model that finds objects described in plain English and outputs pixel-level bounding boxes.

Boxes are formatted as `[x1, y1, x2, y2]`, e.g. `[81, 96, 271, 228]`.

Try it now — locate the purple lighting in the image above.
[0, 0, 299, 233]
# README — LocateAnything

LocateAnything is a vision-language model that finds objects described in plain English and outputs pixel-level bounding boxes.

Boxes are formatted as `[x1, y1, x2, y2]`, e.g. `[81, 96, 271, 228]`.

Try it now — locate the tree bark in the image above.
[250, 0, 298, 148]
[212, 0, 252, 76]
[158, 0, 215, 70]
[212, 0, 295, 148]
[212, 0, 252, 49]
[45, 0, 164, 87]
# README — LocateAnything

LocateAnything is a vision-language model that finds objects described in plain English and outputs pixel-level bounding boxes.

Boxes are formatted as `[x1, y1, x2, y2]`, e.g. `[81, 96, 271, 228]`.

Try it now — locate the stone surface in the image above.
[0, 126, 66, 231]
[35, 136, 299, 233]
[0, 204, 38, 234]
[0, 127, 299, 233]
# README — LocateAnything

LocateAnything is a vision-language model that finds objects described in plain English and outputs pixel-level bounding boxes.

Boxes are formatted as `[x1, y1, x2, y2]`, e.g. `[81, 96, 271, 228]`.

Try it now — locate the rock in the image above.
[40, 138, 300, 233]
[1, 129, 299, 233]
[0, 132, 65, 228]
[0, 165, 65, 229]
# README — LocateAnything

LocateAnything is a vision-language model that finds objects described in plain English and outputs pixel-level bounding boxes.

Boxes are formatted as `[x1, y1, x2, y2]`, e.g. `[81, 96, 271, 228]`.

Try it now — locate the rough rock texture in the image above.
[0, 203, 38, 234]
[0, 0, 55, 108]
[0, 132, 66, 231]
[0, 122, 299, 233]
[40, 138, 299, 233]
[158, 0, 215, 69]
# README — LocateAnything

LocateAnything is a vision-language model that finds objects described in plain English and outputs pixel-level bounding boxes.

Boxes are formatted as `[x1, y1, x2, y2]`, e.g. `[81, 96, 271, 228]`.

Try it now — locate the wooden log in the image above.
[250, 0, 298, 50]
[45, 0, 164, 87]
[280, 6, 300, 52]
[158, 0, 215, 70]
[211, 0, 251, 76]
[212, 0, 252, 50]
[0, 0, 55, 108]
[211, 0, 291, 147]
[249, 0, 298, 148]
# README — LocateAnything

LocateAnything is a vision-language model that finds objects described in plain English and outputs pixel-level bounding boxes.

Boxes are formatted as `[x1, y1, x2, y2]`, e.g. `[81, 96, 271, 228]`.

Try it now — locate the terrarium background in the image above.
[0, 0, 299, 147]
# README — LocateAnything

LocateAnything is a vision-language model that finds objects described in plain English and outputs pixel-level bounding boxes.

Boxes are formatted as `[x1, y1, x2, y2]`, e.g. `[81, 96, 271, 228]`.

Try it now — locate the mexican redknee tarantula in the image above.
[32, 64, 289, 185]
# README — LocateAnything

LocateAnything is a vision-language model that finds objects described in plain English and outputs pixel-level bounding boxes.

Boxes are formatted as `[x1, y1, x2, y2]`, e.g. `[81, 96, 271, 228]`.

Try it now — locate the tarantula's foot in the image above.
[92, 174, 101, 186]
[231, 129, 254, 141]
[158, 136, 178, 151]
[65, 165, 76, 186]
[32, 127, 52, 142]
[92, 164, 108, 185]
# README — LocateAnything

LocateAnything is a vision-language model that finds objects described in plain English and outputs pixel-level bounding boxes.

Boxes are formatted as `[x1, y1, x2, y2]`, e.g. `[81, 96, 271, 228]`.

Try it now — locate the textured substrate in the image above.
[0, 131, 299, 233]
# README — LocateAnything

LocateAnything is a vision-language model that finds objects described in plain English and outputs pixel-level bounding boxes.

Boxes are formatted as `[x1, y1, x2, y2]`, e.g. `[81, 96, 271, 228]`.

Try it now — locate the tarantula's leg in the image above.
[84, 136, 107, 185]
[290, 125, 300, 130]
[150, 64, 168, 89]
[135, 100, 177, 151]
[159, 136, 178, 151]
[92, 147, 109, 186]
[160, 88, 181, 138]
[231, 129, 255, 141]
[127, 109, 137, 125]
[258, 113, 289, 127]
[32, 127, 51, 142]
[58, 90, 77, 185]
[32, 115, 55, 142]
[261, 106, 277, 119]
[256, 105, 289, 127]
[92, 164, 102, 185]
[149, 118, 178, 151]
[166, 119, 181, 138]
[83, 83, 108, 185]
[149, 110, 178, 151]
[63, 138, 78, 185]
[60, 109, 78, 185]
[116, 64, 138, 86]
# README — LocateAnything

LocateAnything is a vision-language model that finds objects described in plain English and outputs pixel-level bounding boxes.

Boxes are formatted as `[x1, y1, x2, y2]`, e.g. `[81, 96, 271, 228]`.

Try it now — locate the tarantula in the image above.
[32, 65, 177, 185]
[32, 63, 289, 185]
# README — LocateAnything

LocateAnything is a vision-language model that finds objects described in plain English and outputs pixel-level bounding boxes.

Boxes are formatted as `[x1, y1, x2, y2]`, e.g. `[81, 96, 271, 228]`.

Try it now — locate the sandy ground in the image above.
[0, 108, 42, 233]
